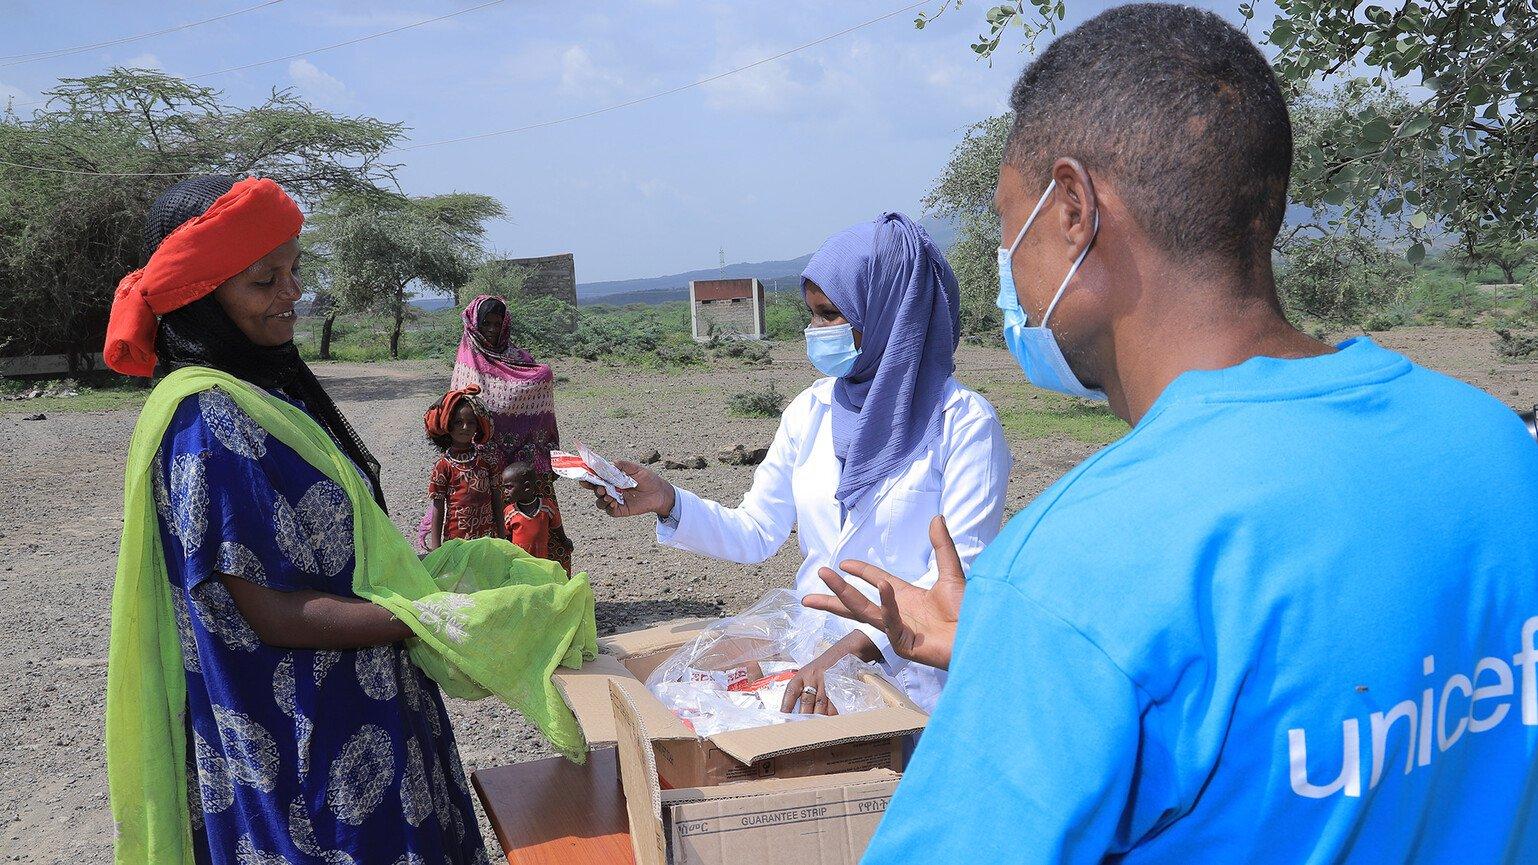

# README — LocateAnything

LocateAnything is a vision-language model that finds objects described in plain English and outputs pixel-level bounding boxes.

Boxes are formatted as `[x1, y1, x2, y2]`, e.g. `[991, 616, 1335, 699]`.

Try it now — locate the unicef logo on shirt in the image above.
[1288, 616, 1538, 798]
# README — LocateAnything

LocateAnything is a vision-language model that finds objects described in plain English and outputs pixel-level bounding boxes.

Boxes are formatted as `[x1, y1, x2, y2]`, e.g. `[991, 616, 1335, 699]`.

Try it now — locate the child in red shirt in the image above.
[501, 460, 571, 572]
[424, 386, 505, 550]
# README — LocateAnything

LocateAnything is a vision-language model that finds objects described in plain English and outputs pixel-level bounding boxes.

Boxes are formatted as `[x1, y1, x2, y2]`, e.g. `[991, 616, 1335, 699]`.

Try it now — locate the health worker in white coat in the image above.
[586, 212, 1011, 712]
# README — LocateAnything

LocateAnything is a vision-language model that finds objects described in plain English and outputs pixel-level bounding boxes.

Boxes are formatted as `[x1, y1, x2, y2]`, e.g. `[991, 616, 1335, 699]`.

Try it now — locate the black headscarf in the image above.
[147, 175, 388, 512]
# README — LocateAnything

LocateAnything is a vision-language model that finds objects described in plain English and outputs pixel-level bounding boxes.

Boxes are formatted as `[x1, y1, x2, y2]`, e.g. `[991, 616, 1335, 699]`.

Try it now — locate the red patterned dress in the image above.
[428, 445, 504, 541]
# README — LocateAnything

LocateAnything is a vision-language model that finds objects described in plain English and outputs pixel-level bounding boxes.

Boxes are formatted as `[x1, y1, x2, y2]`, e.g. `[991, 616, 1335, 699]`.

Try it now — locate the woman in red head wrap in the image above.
[105, 176, 491, 864]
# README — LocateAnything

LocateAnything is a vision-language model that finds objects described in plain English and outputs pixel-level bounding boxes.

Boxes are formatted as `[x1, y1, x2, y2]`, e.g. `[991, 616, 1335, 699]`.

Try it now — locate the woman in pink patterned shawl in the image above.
[419, 295, 572, 570]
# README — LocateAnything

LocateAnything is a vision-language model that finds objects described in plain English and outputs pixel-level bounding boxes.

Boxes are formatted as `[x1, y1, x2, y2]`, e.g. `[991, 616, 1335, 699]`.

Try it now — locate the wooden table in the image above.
[471, 748, 635, 865]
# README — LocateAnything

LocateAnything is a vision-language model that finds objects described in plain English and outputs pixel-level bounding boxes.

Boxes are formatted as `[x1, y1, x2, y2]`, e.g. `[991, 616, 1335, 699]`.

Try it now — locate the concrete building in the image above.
[689, 278, 766, 341]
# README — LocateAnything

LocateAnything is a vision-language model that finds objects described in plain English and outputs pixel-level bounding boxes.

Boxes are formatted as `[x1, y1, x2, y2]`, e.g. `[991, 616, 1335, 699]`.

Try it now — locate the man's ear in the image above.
[1050, 157, 1098, 261]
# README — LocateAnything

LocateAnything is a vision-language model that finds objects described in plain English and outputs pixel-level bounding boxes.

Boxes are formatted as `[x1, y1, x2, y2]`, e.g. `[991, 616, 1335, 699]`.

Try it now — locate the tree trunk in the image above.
[390, 292, 404, 359]
[1503, 264, 1516, 284]
[320, 312, 336, 360]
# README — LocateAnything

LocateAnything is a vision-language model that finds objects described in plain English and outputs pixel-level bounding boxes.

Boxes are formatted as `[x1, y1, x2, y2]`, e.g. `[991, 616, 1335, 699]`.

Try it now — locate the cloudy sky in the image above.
[2, 1, 1271, 282]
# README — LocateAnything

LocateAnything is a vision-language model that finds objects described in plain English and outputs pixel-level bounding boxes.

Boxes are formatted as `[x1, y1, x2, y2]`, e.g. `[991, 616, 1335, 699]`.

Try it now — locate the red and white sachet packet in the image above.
[551, 442, 638, 505]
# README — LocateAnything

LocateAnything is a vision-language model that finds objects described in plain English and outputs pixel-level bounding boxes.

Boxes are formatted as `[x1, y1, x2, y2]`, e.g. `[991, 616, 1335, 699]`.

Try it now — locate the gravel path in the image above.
[1, 328, 1533, 862]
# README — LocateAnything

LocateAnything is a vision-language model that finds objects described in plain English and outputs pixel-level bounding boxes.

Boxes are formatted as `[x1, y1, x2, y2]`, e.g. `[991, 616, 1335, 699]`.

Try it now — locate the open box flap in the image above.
[659, 768, 900, 806]
[553, 655, 694, 746]
[599, 617, 717, 659]
[705, 705, 928, 765]
[611, 680, 667, 865]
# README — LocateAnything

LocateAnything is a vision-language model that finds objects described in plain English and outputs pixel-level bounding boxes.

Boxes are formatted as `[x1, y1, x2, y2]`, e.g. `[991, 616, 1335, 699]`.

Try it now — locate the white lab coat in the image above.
[658, 375, 1012, 710]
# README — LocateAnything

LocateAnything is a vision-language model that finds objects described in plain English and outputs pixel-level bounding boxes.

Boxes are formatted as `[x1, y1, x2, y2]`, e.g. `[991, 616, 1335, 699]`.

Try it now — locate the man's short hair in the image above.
[1005, 3, 1291, 266]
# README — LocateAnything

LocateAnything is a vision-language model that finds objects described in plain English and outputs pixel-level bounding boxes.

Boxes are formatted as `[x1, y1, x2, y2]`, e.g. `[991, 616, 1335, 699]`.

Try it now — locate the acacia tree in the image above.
[306, 191, 505, 358]
[459, 260, 534, 307]
[0, 69, 403, 370]
[1477, 234, 1536, 285]
[1453, 220, 1535, 285]
[926, 1, 1538, 264]
[297, 231, 343, 360]
[921, 114, 1011, 338]
[923, 85, 1434, 333]
[1286, 81, 1418, 238]
[1248, 0, 1538, 264]
[1277, 233, 1412, 325]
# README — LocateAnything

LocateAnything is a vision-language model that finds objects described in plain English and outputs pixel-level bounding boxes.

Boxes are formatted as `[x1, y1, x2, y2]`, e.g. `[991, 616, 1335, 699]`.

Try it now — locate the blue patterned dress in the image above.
[151, 385, 490, 865]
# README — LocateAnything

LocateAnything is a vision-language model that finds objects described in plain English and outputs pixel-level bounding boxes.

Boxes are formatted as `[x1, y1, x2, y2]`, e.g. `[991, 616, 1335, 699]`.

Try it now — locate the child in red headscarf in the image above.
[424, 386, 505, 550]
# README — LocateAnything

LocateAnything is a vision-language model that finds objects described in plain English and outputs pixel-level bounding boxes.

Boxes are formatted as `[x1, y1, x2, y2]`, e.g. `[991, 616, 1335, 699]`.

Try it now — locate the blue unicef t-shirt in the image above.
[864, 338, 1538, 864]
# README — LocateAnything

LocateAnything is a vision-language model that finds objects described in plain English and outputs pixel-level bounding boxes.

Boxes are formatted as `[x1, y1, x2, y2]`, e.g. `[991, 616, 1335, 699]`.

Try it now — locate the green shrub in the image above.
[728, 382, 785, 418]
[1277, 234, 1411, 327]
[1518, 282, 1538, 322]
[505, 294, 580, 358]
[707, 336, 772, 366]
[765, 291, 811, 340]
[1495, 329, 1538, 359]
[652, 339, 705, 367]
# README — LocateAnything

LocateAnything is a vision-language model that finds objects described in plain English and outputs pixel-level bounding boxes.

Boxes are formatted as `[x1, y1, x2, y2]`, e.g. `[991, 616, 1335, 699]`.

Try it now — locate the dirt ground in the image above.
[1, 327, 1534, 863]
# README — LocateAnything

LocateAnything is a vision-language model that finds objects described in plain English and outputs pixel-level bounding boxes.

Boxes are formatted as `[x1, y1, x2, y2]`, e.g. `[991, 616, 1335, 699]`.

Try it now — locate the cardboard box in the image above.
[551, 617, 927, 790]
[611, 679, 903, 865]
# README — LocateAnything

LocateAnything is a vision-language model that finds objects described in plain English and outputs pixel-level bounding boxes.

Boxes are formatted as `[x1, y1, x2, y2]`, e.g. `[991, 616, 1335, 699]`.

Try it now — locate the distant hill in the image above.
[409, 296, 456, 312]
[576, 255, 814, 305]
[581, 274, 808, 308]
[575, 217, 958, 307]
[584, 287, 688, 306]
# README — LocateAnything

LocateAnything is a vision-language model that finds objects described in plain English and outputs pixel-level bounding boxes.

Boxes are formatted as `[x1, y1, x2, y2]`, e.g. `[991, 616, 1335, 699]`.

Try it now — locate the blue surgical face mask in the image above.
[996, 179, 1106, 401]
[805, 323, 860, 377]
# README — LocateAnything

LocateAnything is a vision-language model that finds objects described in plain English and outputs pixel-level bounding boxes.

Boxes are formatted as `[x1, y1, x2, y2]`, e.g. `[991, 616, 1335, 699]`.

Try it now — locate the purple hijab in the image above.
[802, 212, 960, 510]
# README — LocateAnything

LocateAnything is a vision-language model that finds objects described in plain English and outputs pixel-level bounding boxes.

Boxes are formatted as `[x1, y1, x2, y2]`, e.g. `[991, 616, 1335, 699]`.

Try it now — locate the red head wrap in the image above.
[424, 385, 493, 445]
[104, 177, 304, 377]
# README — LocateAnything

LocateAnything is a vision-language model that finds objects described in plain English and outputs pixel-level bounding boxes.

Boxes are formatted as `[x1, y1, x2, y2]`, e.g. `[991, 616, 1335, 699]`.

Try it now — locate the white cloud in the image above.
[502, 42, 643, 102]
[556, 45, 631, 99]
[702, 46, 857, 117]
[496, 16, 998, 135]
[702, 32, 1005, 127]
[563, 165, 692, 205]
[288, 58, 349, 105]
[124, 52, 162, 70]
[920, 54, 1011, 115]
[0, 81, 33, 109]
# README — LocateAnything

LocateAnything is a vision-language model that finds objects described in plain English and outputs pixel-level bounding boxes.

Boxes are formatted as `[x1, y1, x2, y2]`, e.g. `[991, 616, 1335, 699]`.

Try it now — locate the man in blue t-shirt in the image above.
[805, 5, 1538, 862]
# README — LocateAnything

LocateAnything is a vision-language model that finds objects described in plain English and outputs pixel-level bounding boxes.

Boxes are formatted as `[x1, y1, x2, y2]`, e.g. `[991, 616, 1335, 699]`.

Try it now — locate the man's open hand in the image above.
[802, 515, 965, 670]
